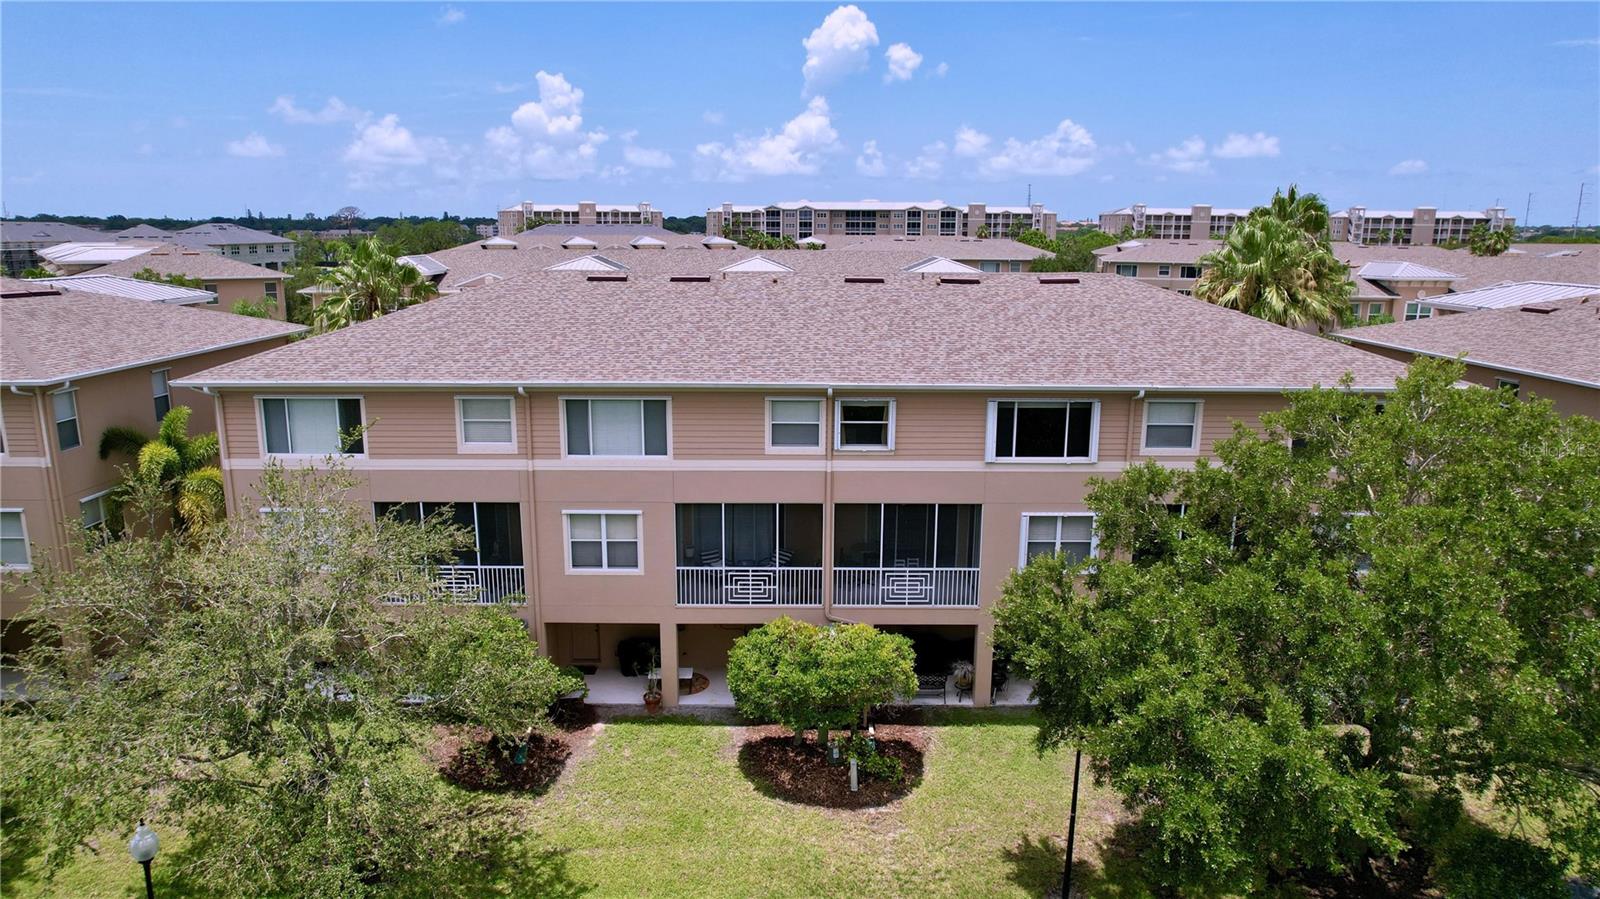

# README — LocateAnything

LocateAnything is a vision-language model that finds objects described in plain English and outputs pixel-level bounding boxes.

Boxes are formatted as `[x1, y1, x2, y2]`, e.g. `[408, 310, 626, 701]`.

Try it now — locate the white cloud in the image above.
[1553, 37, 1600, 46]
[269, 95, 366, 125]
[702, 110, 725, 125]
[935, 62, 949, 77]
[1213, 131, 1280, 159]
[436, 5, 465, 25]
[905, 141, 946, 179]
[226, 132, 284, 158]
[623, 144, 675, 169]
[884, 42, 923, 82]
[977, 119, 1097, 178]
[1147, 136, 1211, 174]
[1389, 158, 1429, 176]
[953, 126, 990, 157]
[509, 71, 585, 137]
[802, 5, 879, 94]
[856, 139, 886, 176]
[342, 114, 459, 188]
[694, 96, 839, 180]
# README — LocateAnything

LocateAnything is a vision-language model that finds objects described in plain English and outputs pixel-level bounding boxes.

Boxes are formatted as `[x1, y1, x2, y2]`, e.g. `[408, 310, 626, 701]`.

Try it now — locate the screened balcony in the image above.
[833, 504, 982, 607]
[676, 503, 824, 606]
[375, 501, 526, 604]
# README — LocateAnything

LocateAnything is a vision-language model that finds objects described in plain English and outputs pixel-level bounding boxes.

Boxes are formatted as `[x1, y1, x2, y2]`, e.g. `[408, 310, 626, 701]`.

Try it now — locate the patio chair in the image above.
[916, 672, 948, 704]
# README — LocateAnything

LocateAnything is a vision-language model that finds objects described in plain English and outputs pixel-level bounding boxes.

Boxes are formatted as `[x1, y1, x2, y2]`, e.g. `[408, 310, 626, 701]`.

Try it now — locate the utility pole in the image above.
[1524, 192, 1533, 230]
[1573, 183, 1588, 238]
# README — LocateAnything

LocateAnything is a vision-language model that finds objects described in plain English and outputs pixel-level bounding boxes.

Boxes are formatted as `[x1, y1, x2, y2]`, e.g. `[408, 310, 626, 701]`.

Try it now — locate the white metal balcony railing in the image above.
[676, 567, 824, 606]
[833, 567, 981, 607]
[386, 564, 527, 605]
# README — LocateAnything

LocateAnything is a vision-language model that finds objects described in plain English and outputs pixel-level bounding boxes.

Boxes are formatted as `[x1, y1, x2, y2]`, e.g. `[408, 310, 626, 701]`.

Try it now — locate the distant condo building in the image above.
[1328, 206, 1512, 246]
[497, 200, 663, 236]
[1098, 204, 1251, 240]
[706, 201, 1059, 240]
[1100, 202, 1515, 246]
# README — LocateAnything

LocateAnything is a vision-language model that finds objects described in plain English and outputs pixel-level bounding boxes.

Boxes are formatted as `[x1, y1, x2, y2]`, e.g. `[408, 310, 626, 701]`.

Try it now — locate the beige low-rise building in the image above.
[176, 270, 1405, 708]
[707, 200, 1059, 241]
[80, 244, 290, 318]
[1342, 295, 1598, 417]
[1097, 204, 1251, 240]
[497, 201, 664, 237]
[1329, 206, 1513, 246]
[0, 278, 304, 632]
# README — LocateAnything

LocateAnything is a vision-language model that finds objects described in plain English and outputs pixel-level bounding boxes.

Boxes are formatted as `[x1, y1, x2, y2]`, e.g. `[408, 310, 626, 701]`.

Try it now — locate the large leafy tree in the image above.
[375, 219, 474, 255]
[2, 463, 575, 896]
[993, 359, 1599, 894]
[98, 405, 225, 530]
[312, 237, 439, 333]
[1194, 214, 1352, 328]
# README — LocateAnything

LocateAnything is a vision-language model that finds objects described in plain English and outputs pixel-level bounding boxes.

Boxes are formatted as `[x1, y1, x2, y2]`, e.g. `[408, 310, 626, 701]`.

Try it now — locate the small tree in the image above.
[131, 267, 204, 289]
[1467, 222, 1514, 257]
[814, 623, 916, 738]
[98, 405, 224, 530]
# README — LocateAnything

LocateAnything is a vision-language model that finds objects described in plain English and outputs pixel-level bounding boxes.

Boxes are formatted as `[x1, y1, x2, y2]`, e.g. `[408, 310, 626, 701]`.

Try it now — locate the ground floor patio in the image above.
[581, 666, 1035, 709]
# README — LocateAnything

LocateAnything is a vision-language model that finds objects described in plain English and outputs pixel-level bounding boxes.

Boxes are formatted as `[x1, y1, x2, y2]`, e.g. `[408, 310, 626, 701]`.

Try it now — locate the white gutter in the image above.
[169, 378, 1397, 394]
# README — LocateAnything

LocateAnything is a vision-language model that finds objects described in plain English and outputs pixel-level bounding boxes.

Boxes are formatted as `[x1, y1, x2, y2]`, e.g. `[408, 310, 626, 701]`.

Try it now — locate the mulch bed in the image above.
[429, 704, 596, 794]
[737, 724, 927, 809]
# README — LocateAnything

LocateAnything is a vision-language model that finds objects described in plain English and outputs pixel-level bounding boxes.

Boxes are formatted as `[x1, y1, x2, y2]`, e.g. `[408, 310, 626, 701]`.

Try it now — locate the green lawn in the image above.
[7, 710, 1148, 898]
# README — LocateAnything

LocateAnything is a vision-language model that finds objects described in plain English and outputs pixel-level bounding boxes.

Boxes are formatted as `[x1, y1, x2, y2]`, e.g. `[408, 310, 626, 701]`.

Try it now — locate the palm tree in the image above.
[312, 237, 439, 333]
[1193, 215, 1351, 329]
[1247, 184, 1331, 240]
[99, 406, 225, 530]
[1468, 223, 1514, 257]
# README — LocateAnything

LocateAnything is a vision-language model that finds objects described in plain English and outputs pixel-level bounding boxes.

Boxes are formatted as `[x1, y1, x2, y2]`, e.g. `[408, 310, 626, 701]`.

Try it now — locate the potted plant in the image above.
[951, 660, 975, 692]
[642, 648, 663, 714]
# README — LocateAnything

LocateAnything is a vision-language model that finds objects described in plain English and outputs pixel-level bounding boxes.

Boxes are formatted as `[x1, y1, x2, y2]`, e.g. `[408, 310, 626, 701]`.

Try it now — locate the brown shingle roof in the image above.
[176, 272, 1406, 391]
[87, 244, 287, 281]
[1, 284, 304, 385]
[1341, 296, 1600, 389]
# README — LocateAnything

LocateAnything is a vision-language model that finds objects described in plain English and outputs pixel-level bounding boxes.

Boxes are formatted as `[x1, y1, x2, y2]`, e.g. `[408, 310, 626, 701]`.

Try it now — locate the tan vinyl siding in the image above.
[672, 392, 766, 459]
[888, 393, 988, 459]
[0, 390, 43, 457]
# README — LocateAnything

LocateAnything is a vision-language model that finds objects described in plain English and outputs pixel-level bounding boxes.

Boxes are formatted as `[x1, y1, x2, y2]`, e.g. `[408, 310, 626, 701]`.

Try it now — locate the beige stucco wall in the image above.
[203, 278, 288, 320]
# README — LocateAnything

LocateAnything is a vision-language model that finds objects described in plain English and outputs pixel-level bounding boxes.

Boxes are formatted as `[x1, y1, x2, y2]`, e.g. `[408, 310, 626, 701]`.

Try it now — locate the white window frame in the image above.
[80, 489, 113, 530]
[1157, 265, 1171, 277]
[455, 395, 517, 453]
[984, 398, 1101, 464]
[1140, 399, 1204, 455]
[52, 387, 81, 451]
[0, 406, 9, 458]
[562, 510, 643, 575]
[833, 398, 896, 452]
[152, 368, 172, 423]
[256, 395, 367, 459]
[558, 396, 673, 459]
[1114, 264, 1138, 277]
[1017, 512, 1098, 568]
[765, 397, 825, 454]
[1495, 377, 1520, 397]
[0, 508, 31, 571]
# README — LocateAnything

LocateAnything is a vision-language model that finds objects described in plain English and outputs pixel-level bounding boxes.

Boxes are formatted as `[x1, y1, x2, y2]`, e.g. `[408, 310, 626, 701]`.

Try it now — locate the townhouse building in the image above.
[176, 270, 1406, 708]
[496, 201, 664, 237]
[110, 223, 298, 270]
[72, 244, 290, 318]
[0, 278, 304, 634]
[0, 221, 109, 275]
[706, 200, 1059, 241]
[1097, 204, 1251, 240]
[1343, 294, 1599, 417]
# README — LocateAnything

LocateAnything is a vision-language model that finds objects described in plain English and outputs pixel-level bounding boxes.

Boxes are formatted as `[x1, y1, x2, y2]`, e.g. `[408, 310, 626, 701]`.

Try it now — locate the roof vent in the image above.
[670, 275, 712, 283]
[937, 277, 981, 285]
[1038, 276, 1080, 285]
[1520, 304, 1557, 314]
[585, 274, 627, 282]
[844, 276, 885, 284]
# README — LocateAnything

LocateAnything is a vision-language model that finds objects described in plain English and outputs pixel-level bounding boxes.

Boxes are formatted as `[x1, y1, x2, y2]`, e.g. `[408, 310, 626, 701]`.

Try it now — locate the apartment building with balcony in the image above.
[496, 201, 664, 237]
[706, 200, 1059, 241]
[0, 278, 304, 633]
[175, 269, 1406, 708]
[1328, 206, 1512, 245]
[1097, 204, 1251, 240]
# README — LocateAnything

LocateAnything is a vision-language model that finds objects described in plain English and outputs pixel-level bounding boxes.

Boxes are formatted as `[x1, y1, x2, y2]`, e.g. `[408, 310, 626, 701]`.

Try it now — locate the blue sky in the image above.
[3, 2, 1597, 223]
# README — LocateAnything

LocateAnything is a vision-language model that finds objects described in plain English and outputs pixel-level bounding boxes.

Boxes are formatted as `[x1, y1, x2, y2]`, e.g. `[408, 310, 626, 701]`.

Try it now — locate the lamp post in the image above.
[1059, 747, 1082, 899]
[128, 819, 159, 899]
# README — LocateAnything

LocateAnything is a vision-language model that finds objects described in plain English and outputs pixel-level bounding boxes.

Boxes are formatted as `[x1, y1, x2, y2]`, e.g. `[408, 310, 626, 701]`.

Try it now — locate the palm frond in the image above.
[136, 441, 182, 484]
[184, 432, 221, 468]
[177, 467, 226, 529]
[99, 426, 150, 460]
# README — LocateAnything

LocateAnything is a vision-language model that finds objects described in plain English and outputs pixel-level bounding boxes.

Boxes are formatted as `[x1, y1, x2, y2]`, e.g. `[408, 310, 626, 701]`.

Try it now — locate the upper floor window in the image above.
[989, 400, 1096, 462]
[1404, 302, 1432, 321]
[457, 397, 515, 449]
[767, 398, 822, 451]
[260, 397, 365, 455]
[1157, 265, 1171, 277]
[1179, 265, 1202, 280]
[0, 510, 30, 569]
[80, 491, 111, 530]
[265, 282, 279, 300]
[1495, 378, 1520, 397]
[1142, 400, 1201, 453]
[203, 283, 220, 304]
[1114, 264, 1137, 277]
[52, 388, 81, 450]
[835, 399, 894, 450]
[152, 369, 171, 422]
[564, 398, 668, 457]
[1020, 513, 1096, 565]
[565, 511, 640, 571]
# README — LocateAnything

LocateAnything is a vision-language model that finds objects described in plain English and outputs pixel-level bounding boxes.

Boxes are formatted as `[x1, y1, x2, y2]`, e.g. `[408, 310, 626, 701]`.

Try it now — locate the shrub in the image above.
[1434, 830, 1567, 899]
